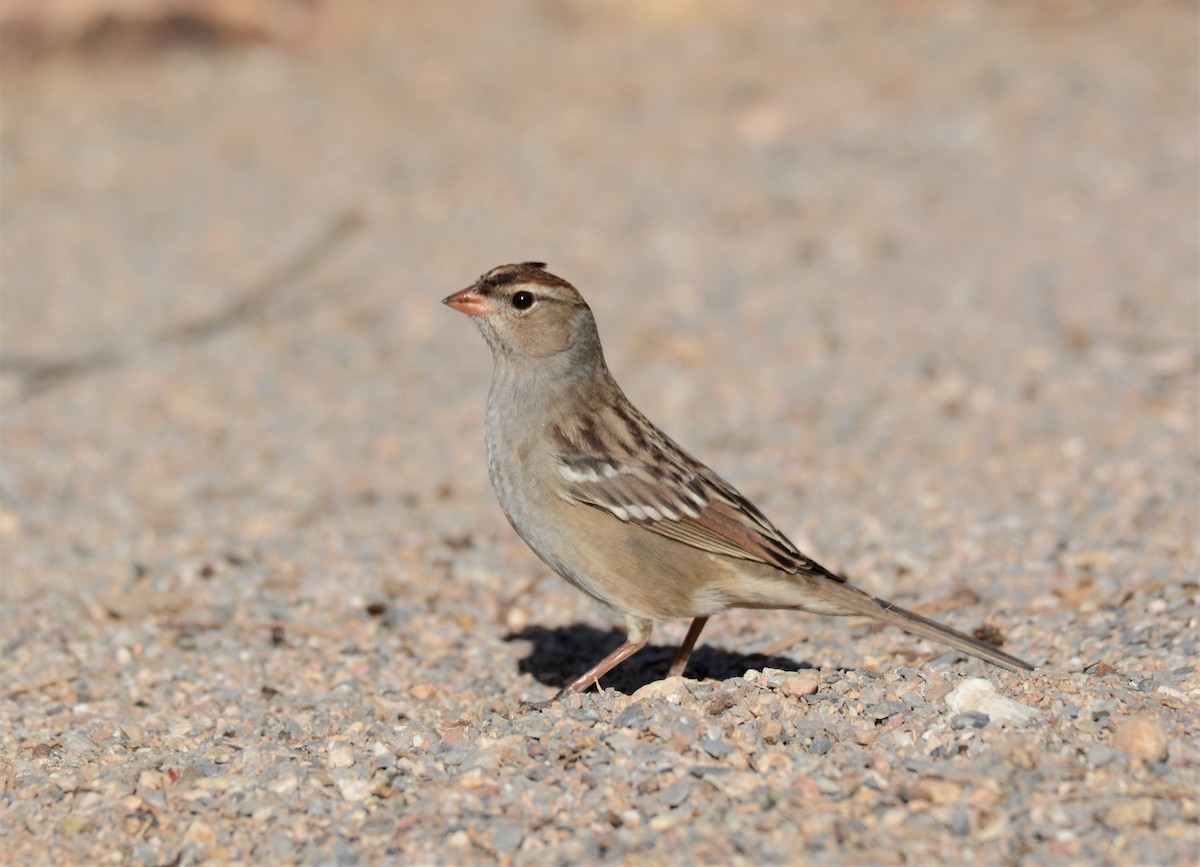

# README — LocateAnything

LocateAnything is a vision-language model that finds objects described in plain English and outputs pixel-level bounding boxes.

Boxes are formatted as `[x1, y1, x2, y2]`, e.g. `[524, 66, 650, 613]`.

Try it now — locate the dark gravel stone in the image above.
[615, 704, 652, 731]
[698, 738, 735, 759]
[660, 781, 692, 807]
[950, 712, 991, 731]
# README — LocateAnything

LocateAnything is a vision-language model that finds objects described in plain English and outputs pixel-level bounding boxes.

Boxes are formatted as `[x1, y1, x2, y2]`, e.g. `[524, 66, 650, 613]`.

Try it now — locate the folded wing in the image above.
[550, 403, 843, 582]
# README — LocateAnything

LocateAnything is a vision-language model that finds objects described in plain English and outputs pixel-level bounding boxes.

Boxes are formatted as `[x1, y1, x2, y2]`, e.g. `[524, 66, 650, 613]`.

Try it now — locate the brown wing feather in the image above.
[551, 401, 842, 581]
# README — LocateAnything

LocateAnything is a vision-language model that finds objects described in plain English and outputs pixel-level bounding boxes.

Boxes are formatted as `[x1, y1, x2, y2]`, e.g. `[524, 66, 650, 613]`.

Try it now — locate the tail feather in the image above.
[814, 580, 1034, 673]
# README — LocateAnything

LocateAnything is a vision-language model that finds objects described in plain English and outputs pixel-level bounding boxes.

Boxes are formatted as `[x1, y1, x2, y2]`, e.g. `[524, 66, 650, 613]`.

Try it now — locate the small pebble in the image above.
[780, 672, 821, 698]
[1113, 717, 1170, 763]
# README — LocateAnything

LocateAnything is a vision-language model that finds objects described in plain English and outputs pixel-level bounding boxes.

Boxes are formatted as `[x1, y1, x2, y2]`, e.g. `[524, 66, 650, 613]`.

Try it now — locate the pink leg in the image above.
[526, 639, 649, 708]
[666, 616, 709, 678]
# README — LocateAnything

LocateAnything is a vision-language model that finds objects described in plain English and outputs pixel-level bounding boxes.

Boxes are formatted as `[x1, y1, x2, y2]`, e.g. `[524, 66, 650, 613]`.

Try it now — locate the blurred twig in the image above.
[0, 211, 363, 404]
[160, 618, 354, 643]
[7, 672, 81, 699]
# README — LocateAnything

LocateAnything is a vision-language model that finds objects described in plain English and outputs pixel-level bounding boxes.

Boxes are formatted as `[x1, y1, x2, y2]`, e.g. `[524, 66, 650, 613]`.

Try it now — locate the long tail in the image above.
[813, 580, 1034, 673]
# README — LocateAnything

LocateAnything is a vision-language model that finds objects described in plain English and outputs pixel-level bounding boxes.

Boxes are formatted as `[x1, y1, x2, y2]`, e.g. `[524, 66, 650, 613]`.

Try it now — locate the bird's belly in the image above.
[487, 448, 619, 606]
[488, 452, 732, 621]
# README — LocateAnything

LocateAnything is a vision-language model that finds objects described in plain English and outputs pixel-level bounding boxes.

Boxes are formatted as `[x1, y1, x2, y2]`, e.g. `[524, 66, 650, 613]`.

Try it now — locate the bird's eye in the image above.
[511, 291, 535, 310]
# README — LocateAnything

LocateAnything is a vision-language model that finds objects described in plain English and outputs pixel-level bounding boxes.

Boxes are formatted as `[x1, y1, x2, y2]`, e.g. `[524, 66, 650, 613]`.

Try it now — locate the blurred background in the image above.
[3, 0, 1197, 665]
[1, 1, 1197, 863]
[3, 0, 1196, 661]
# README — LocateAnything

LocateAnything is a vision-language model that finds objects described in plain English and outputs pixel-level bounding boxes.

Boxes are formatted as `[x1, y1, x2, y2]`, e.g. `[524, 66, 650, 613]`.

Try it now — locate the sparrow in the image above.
[443, 262, 1033, 703]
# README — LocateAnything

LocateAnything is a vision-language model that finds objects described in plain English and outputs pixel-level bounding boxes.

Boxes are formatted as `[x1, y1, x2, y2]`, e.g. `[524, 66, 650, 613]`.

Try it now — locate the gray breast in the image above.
[483, 373, 607, 600]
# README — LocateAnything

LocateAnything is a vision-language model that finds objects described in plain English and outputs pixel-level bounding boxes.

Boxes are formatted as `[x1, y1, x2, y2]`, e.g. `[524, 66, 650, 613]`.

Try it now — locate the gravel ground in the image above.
[2, 1, 1197, 864]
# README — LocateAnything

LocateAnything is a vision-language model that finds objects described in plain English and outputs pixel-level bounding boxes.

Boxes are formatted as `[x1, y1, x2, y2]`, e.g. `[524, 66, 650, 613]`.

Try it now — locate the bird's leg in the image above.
[666, 616, 708, 678]
[523, 619, 654, 710]
[522, 639, 650, 709]
[549, 639, 647, 703]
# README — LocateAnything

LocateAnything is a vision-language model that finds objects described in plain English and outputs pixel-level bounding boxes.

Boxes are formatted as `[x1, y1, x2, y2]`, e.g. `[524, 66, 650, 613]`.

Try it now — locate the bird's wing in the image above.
[549, 401, 843, 581]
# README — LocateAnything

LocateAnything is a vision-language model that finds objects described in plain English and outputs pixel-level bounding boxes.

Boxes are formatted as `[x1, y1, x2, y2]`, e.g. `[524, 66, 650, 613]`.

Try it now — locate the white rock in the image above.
[631, 675, 689, 703]
[328, 745, 355, 769]
[336, 777, 373, 803]
[945, 678, 1040, 725]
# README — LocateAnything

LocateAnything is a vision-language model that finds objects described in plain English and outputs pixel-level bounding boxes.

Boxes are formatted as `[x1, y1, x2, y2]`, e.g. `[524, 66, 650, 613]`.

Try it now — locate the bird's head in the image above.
[443, 263, 602, 365]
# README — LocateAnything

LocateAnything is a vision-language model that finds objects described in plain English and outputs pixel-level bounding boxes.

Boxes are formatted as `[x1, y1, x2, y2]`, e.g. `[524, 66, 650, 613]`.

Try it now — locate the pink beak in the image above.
[442, 286, 488, 317]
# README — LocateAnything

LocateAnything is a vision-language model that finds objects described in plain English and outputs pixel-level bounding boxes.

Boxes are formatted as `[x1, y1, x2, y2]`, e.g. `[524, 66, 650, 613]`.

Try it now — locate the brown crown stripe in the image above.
[479, 263, 574, 294]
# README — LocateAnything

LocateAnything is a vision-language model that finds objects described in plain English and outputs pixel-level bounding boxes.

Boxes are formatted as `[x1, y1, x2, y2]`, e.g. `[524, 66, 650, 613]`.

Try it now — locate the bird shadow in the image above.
[505, 623, 812, 695]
